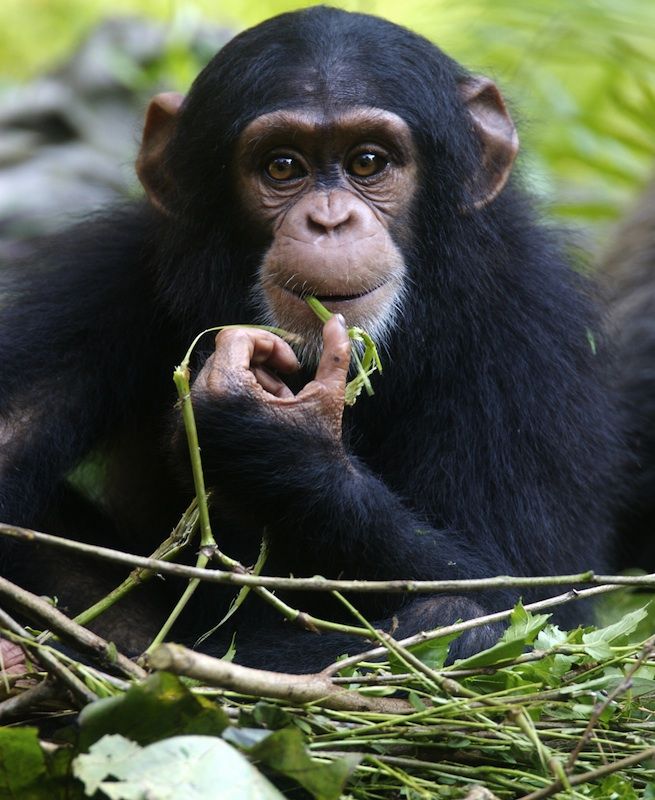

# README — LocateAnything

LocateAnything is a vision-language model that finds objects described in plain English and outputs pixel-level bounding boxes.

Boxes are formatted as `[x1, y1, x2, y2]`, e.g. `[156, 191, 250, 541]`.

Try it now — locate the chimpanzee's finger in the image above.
[252, 366, 295, 398]
[312, 315, 351, 390]
[214, 328, 300, 374]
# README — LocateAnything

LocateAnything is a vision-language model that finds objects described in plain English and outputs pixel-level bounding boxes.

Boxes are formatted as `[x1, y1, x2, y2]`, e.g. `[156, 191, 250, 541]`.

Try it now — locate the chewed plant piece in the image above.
[306, 296, 383, 405]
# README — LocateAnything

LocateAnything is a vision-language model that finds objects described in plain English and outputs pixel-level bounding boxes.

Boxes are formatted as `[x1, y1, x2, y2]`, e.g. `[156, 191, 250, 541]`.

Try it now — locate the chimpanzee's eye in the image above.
[348, 152, 388, 178]
[265, 156, 305, 182]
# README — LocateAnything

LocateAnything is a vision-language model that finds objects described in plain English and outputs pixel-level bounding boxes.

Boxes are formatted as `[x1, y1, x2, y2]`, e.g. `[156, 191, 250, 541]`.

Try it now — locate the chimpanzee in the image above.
[601, 174, 655, 570]
[0, 7, 621, 672]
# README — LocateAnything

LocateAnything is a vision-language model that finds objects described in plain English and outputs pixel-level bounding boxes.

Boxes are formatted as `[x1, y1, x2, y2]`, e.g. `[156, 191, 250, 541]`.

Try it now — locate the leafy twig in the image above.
[322, 584, 623, 675]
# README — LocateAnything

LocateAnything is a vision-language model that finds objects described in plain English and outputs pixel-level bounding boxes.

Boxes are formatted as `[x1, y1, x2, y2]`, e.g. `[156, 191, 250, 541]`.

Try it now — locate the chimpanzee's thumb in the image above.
[313, 314, 351, 391]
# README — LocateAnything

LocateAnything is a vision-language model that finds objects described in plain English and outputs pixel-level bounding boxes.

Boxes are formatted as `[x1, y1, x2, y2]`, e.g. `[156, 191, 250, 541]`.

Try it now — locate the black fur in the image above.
[0, 7, 621, 671]
[601, 176, 655, 570]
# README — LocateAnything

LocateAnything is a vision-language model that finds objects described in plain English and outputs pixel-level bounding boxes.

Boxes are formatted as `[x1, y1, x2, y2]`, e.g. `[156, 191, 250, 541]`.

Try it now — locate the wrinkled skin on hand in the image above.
[192, 315, 352, 444]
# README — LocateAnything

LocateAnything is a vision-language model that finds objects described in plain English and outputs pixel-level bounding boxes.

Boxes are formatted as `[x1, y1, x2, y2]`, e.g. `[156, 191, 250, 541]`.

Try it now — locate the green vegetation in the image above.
[2, 604, 654, 798]
[2, 1, 654, 233]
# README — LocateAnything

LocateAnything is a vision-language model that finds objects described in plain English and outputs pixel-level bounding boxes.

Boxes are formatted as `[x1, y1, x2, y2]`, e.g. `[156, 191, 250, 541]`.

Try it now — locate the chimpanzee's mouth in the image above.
[313, 291, 370, 302]
[282, 286, 379, 304]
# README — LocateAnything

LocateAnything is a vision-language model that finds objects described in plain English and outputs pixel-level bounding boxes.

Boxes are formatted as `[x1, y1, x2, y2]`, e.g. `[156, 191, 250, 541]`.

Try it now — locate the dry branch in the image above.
[1, 523, 654, 593]
[148, 642, 413, 713]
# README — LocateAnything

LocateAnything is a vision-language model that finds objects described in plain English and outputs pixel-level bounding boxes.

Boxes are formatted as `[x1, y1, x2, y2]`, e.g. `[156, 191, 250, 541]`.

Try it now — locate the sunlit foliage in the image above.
[1, 1, 654, 232]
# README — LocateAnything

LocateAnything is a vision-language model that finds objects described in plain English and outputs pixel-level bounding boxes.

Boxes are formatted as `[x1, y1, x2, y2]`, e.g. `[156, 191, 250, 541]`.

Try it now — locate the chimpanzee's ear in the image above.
[136, 92, 185, 215]
[459, 76, 519, 210]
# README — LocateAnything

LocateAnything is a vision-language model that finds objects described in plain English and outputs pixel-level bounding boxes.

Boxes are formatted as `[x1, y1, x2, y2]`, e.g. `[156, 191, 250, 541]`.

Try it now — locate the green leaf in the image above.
[73, 734, 285, 800]
[223, 727, 272, 749]
[252, 701, 293, 730]
[79, 672, 229, 749]
[0, 728, 85, 800]
[454, 603, 550, 669]
[534, 624, 568, 650]
[396, 630, 463, 671]
[250, 728, 360, 800]
[582, 606, 649, 660]
[222, 632, 238, 663]
[0, 727, 46, 798]
[590, 774, 639, 799]
[502, 603, 551, 644]
[600, 674, 655, 699]
[408, 691, 427, 711]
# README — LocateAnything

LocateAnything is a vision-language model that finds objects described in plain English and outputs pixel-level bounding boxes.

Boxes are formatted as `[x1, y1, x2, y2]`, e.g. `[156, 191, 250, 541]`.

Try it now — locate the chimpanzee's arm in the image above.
[0, 214, 156, 530]
[180, 319, 505, 583]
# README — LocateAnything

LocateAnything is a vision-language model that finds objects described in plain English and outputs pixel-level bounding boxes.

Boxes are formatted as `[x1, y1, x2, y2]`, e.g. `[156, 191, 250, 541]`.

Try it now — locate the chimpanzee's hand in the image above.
[192, 315, 351, 443]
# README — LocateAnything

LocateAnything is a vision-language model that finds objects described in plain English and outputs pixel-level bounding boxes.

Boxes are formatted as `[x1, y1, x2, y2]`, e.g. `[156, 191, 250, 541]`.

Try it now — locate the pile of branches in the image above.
[1, 521, 654, 800]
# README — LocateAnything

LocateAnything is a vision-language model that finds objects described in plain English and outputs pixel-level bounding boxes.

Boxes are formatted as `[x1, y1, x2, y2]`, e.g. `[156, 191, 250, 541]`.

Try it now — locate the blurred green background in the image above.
[1, 0, 654, 241]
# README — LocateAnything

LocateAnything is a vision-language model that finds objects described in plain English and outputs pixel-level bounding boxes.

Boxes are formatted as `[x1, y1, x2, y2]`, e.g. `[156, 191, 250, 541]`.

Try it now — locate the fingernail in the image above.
[335, 314, 347, 328]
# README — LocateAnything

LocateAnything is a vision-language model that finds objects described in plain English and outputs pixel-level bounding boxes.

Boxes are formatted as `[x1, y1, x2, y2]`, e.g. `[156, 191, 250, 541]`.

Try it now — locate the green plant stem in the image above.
[517, 747, 655, 800]
[148, 575, 204, 651]
[332, 590, 435, 688]
[73, 500, 199, 629]
[173, 366, 215, 552]
[239, 584, 368, 638]
[145, 368, 219, 653]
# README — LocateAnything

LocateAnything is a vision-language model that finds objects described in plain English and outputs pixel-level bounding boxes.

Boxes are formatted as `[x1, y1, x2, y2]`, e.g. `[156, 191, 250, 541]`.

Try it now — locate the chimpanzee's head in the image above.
[137, 7, 517, 361]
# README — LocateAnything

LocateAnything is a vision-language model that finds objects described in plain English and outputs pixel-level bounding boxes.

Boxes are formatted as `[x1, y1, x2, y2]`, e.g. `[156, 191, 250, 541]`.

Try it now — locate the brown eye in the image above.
[348, 152, 388, 178]
[265, 156, 305, 182]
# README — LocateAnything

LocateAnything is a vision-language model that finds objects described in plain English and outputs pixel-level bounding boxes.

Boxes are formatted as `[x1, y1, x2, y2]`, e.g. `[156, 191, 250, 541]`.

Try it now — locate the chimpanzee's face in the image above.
[234, 106, 418, 360]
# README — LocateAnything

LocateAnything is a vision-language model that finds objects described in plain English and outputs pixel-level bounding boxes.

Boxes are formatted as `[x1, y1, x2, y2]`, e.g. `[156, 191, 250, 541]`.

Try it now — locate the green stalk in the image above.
[73, 500, 199, 629]
[305, 295, 383, 405]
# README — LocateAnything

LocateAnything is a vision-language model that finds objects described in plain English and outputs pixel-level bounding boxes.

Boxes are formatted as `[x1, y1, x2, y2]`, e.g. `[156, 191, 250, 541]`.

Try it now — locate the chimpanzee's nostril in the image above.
[306, 208, 354, 235]
[306, 216, 330, 236]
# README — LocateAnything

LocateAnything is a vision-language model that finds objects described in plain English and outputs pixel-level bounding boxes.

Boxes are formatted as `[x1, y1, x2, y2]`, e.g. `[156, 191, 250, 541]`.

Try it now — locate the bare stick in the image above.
[0, 677, 58, 722]
[0, 576, 145, 680]
[2, 525, 652, 594]
[148, 643, 412, 713]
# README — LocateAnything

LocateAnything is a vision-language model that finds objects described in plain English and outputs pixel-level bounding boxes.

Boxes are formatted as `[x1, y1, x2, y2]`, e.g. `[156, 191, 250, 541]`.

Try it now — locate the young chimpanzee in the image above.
[0, 7, 621, 671]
